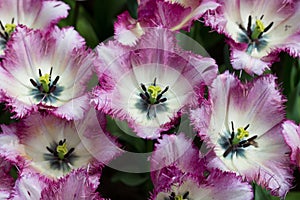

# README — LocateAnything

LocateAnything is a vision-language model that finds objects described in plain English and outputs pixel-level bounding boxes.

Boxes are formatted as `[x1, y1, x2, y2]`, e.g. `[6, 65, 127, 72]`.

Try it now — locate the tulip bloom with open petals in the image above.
[0, 0, 69, 55]
[151, 171, 253, 200]
[204, 0, 300, 75]
[190, 72, 293, 197]
[0, 112, 120, 179]
[92, 28, 217, 139]
[0, 26, 95, 120]
[149, 134, 253, 200]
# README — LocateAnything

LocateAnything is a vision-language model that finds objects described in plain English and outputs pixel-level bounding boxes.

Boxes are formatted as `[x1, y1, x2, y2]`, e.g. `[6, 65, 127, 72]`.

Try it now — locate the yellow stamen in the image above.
[232, 127, 250, 145]
[148, 85, 162, 99]
[175, 195, 183, 200]
[5, 23, 16, 35]
[237, 127, 249, 140]
[56, 142, 68, 160]
[39, 73, 50, 92]
[251, 19, 265, 40]
[256, 20, 265, 32]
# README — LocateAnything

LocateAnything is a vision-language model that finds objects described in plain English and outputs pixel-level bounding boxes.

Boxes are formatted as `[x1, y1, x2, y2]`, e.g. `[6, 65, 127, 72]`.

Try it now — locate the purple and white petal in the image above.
[41, 169, 103, 200]
[150, 133, 205, 190]
[28, 0, 70, 29]
[282, 120, 300, 167]
[151, 170, 253, 200]
[114, 0, 219, 45]
[230, 49, 274, 76]
[114, 11, 144, 46]
[0, 26, 94, 120]
[0, 157, 15, 199]
[138, 0, 192, 30]
[10, 172, 51, 200]
[21, 113, 120, 178]
[151, 133, 203, 181]
[138, 0, 219, 31]
[0, 0, 69, 29]
[204, 0, 300, 75]
[190, 72, 292, 197]
[0, 0, 69, 55]
[0, 125, 26, 166]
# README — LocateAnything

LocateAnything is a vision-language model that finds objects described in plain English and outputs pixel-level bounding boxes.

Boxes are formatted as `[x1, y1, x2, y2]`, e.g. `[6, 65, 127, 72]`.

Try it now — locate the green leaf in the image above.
[286, 192, 300, 200]
[273, 54, 297, 99]
[87, 73, 98, 91]
[286, 81, 300, 123]
[61, 0, 99, 47]
[0, 103, 17, 125]
[93, 0, 127, 42]
[106, 117, 149, 153]
[126, 0, 138, 19]
[76, 10, 99, 48]
[253, 183, 280, 200]
[60, 0, 75, 27]
[111, 172, 149, 187]
[185, 21, 224, 50]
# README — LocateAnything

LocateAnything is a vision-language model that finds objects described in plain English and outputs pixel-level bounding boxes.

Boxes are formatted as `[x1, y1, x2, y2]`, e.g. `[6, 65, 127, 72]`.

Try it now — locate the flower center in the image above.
[30, 67, 60, 94]
[44, 139, 77, 172]
[39, 73, 51, 93]
[148, 85, 162, 102]
[240, 15, 274, 40]
[169, 191, 190, 200]
[56, 140, 69, 160]
[231, 126, 249, 145]
[222, 122, 258, 158]
[238, 15, 274, 54]
[46, 139, 75, 161]
[29, 67, 63, 103]
[251, 19, 266, 40]
[139, 78, 169, 105]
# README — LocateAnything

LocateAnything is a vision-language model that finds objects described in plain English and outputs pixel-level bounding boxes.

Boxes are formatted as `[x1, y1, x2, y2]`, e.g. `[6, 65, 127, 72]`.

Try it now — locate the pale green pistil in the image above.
[30, 67, 60, 95]
[139, 78, 169, 105]
[56, 141, 68, 160]
[232, 127, 249, 145]
[251, 19, 265, 40]
[39, 74, 50, 93]
[44, 139, 77, 172]
[148, 85, 162, 104]
[175, 195, 184, 200]
[237, 15, 274, 54]
[222, 122, 258, 158]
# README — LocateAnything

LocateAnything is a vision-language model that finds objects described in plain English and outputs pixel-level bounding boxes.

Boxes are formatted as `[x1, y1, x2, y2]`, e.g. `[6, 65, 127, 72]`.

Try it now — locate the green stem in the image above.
[73, 1, 80, 29]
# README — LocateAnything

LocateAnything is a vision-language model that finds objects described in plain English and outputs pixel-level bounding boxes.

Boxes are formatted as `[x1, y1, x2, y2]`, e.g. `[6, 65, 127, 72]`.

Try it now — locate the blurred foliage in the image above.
[106, 116, 154, 153]
[286, 192, 300, 200]
[99, 167, 153, 199]
[273, 55, 300, 123]
[0, 103, 17, 125]
[60, 0, 138, 46]
[253, 183, 280, 200]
